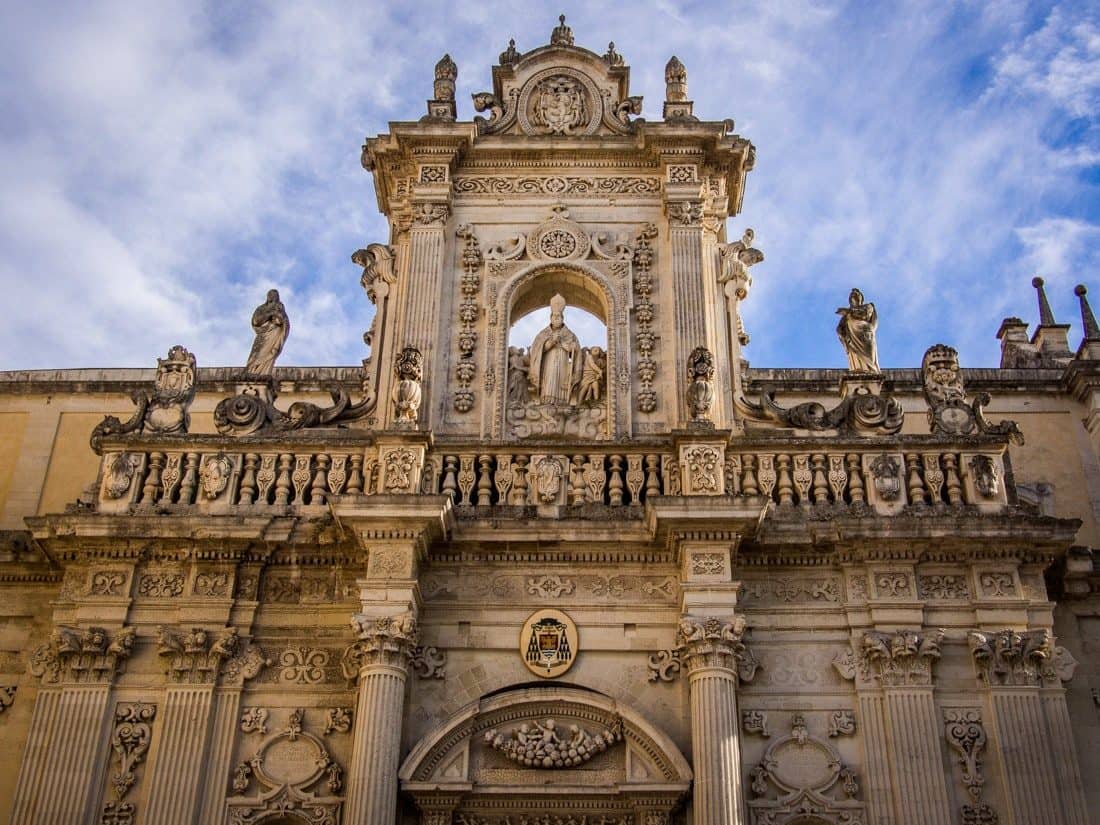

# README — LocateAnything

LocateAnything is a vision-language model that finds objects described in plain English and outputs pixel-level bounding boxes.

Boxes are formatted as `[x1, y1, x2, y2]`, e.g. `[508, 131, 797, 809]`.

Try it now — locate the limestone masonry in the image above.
[0, 16, 1097, 825]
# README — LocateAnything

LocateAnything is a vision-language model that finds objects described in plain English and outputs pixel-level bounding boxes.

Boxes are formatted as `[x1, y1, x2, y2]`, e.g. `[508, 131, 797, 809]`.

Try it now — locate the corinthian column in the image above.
[680, 613, 755, 824]
[342, 611, 419, 825]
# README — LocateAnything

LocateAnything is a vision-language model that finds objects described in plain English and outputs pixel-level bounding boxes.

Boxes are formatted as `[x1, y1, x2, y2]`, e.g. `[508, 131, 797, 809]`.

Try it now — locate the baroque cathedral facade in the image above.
[0, 17, 1097, 825]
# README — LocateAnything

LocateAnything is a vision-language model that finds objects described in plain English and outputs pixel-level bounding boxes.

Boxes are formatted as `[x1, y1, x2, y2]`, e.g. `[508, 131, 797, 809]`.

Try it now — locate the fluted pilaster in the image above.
[1040, 690, 1089, 825]
[10, 685, 112, 825]
[143, 685, 216, 824]
[855, 693, 893, 824]
[882, 688, 951, 825]
[197, 688, 243, 825]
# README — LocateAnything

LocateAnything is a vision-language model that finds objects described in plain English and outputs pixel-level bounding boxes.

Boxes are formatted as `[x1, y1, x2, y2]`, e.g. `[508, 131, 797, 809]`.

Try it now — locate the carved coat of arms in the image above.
[532, 75, 588, 135]
[520, 609, 578, 678]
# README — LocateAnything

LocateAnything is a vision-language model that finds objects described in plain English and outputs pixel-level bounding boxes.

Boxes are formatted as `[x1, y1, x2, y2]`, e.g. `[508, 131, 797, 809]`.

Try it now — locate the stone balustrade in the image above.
[92, 435, 1012, 515]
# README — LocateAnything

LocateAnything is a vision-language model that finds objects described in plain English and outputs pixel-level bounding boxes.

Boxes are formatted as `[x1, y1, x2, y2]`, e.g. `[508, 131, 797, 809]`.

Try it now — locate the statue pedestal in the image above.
[839, 372, 884, 399]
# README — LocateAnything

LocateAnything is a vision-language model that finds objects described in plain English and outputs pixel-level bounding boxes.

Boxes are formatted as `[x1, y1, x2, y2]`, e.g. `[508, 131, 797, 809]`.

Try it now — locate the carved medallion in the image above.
[520, 608, 578, 678]
[518, 68, 601, 136]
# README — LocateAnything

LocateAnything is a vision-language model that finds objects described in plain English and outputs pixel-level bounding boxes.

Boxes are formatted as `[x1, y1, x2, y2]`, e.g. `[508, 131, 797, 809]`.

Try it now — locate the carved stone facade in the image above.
[0, 15, 1097, 825]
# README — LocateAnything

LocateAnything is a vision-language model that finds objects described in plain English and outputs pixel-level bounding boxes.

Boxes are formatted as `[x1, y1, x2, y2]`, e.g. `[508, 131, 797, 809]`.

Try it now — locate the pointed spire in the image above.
[665, 56, 687, 101]
[1033, 277, 1057, 326]
[425, 54, 457, 121]
[1076, 285, 1100, 340]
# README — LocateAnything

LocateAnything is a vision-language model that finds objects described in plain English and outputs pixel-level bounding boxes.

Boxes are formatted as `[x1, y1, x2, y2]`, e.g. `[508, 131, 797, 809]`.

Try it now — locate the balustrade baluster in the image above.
[644, 454, 661, 500]
[608, 455, 624, 506]
[846, 453, 865, 504]
[142, 452, 164, 504]
[346, 454, 364, 495]
[922, 453, 944, 504]
[811, 453, 828, 504]
[274, 454, 293, 506]
[625, 454, 644, 504]
[586, 454, 607, 504]
[943, 453, 963, 505]
[179, 452, 199, 504]
[510, 456, 529, 505]
[776, 454, 794, 506]
[792, 454, 812, 506]
[240, 453, 259, 504]
[827, 454, 847, 504]
[905, 452, 925, 507]
[476, 455, 493, 505]
[741, 454, 759, 497]
[312, 454, 330, 504]
[494, 454, 513, 505]
[441, 455, 458, 502]
[457, 455, 476, 505]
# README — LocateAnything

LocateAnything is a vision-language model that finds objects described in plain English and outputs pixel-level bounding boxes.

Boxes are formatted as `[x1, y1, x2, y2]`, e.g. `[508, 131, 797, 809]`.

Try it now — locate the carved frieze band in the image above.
[452, 175, 661, 196]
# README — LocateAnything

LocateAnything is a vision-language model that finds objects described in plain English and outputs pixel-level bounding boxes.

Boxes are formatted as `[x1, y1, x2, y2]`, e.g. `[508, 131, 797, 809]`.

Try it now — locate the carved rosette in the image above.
[29, 625, 135, 684]
[454, 226, 483, 412]
[342, 612, 420, 677]
[859, 628, 944, 687]
[676, 615, 758, 682]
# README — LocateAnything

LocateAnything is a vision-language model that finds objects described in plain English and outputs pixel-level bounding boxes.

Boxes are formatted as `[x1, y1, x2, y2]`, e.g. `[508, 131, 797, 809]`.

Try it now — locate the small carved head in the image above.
[970, 455, 1000, 497]
[849, 287, 864, 307]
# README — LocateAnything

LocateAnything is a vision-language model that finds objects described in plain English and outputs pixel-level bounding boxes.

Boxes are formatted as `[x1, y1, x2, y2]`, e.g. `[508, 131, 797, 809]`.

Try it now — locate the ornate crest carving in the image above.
[922, 344, 1023, 443]
[521, 608, 579, 678]
[90, 346, 197, 452]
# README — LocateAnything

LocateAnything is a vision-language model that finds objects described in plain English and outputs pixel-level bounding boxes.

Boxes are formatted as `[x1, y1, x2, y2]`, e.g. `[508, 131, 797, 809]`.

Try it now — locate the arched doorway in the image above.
[399, 685, 690, 823]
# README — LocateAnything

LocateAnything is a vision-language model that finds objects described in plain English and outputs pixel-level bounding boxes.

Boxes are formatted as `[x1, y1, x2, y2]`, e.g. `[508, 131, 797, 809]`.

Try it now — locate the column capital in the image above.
[678, 613, 758, 682]
[857, 628, 944, 687]
[28, 624, 135, 685]
[342, 612, 420, 678]
[968, 628, 1076, 688]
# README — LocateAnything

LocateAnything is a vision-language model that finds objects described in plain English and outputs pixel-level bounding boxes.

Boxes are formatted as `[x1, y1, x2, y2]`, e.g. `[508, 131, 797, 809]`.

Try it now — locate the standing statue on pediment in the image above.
[578, 346, 606, 404]
[507, 347, 530, 407]
[836, 288, 879, 373]
[528, 294, 583, 405]
[246, 289, 290, 375]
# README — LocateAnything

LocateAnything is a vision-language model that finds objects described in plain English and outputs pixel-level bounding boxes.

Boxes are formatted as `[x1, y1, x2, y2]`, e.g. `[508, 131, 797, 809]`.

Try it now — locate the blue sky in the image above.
[0, 0, 1096, 370]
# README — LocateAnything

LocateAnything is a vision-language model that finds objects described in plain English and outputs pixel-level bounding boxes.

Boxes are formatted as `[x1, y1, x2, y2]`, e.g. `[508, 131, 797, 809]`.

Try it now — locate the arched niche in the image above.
[491, 261, 631, 440]
[400, 685, 689, 821]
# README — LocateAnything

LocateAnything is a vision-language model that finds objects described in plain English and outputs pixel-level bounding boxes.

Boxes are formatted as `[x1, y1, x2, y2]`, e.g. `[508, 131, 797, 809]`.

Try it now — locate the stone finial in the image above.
[663, 56, 694, 120]
[665, 56, 688, 101]
[433, 54, 457, 101]
[1076, 285, 1100, 340]
[1032, 276, 1057, 326]
[499, 38, 519, 65]
[603, 41, 624, 67]
[550, 14, 574, 47]
[425, 54, 458, 121]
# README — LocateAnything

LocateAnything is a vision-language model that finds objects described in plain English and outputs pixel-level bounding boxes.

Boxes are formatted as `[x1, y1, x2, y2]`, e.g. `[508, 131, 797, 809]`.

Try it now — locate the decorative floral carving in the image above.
[484, 717, 622, 768]
[30, 625, 135, 684]
[527, 574, 575, 598]
[413, 202, 450, 225]
[137, 572, 184, 598]
[860, 628, 944, 686]
[944, 709, 999, 824]
[684, 446, 721, 493]
[647, 649, 684, 682]
[690, 553, 725, 575]
[100, 802, 136, 825]
[452, 176, 661, 196]
[324, 707, 352, 734]
[240, 707, 268, 734]
[90, 570, 127, 596]
[278, 647, 330, 684]
[742, 710, 771, 737]
[918, 574, 969, 600]
[454, 225, 483, 412]
[383, 447, 417, 492]
[979, 572, 1016, 597]
[667, 201, 703, 226]
[875, 572, 911, 598]
[0, 685, 15, 713]
[828, 710, 856, 737]
[968, 629, 1051, 686]
[409, 646, 447, 679]
[110, 702, 156, 799]
[194, 571, 230, 597]
[391, 346, 423, 425]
